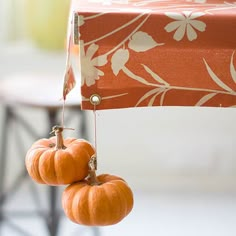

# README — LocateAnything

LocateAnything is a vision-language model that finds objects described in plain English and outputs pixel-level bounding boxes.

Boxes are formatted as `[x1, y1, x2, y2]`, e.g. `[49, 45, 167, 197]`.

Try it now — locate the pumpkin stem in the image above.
[51, 125, 66, 150]
[88, 155, 100, 185]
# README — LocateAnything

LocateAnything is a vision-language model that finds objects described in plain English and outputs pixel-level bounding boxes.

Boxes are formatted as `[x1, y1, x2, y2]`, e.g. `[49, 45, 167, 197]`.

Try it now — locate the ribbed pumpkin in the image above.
[62, 156, 134, 226]
[25, 126, 95, 185]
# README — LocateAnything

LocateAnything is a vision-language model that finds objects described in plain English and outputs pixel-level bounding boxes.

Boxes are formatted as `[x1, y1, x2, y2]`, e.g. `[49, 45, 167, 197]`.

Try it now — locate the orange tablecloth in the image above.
[69, 0, 236, 110]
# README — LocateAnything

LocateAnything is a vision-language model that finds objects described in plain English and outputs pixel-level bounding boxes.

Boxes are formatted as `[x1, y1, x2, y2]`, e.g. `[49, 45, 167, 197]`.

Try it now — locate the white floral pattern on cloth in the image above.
[80, 42, 108, 86]
[164, 11, 206, 41]
[78, 15, 85, 27]
[69, 0, 236, 109]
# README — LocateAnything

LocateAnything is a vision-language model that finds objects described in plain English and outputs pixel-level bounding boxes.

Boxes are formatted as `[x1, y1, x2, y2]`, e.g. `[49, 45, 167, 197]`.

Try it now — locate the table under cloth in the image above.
[68, 0, 236, 110]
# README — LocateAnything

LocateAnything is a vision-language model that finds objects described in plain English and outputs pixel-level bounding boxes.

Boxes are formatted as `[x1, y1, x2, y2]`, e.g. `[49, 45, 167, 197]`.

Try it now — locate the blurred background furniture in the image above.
[0, 74, 99, 236]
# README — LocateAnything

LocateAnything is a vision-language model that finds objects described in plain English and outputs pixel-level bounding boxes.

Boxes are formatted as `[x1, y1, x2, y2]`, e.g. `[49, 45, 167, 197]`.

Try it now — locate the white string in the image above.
[61, 99, 66, 128]
[93, 105, 98, 170]
[93, 105, 98, 153]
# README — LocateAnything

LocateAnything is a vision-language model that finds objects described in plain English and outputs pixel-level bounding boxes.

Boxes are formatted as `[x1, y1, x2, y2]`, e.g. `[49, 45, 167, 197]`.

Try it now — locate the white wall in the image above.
[86, 106, 236, 190]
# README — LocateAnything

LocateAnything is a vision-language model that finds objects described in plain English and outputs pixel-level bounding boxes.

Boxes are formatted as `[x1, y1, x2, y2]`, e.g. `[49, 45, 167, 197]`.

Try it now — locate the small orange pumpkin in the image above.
[25, 126, 95, 185]
[62, 156, 134, 226]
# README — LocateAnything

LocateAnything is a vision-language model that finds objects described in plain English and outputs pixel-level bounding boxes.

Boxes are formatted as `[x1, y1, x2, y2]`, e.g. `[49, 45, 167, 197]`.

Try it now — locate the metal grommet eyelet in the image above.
[89, 94, 102, 106]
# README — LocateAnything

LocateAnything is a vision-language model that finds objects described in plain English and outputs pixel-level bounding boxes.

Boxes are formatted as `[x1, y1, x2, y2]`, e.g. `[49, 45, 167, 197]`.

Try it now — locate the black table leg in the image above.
[47, 110, 60, 236]
[0, 107, 11, 221]
[48, 186, 59, 236]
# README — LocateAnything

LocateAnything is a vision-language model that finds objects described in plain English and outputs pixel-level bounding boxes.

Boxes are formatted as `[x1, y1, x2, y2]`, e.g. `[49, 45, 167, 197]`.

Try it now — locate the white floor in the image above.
[62, 190, 236, 236]
[1, 179, 236, 236]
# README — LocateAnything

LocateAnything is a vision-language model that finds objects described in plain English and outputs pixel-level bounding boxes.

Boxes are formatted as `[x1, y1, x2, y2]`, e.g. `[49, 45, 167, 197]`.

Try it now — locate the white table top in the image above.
[0, 73, 81, 109]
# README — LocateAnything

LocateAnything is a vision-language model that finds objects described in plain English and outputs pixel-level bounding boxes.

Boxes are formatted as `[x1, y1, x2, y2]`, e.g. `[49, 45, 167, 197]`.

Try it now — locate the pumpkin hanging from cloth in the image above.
[25, 126, 95, 185]
[62, 155, 134, 226]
